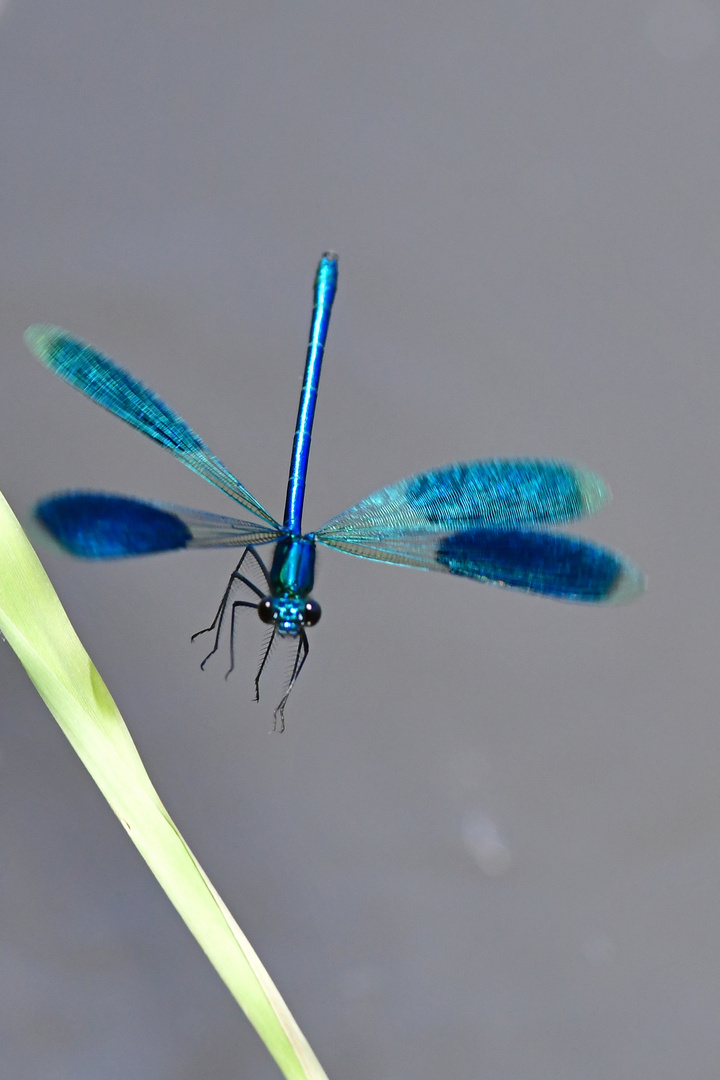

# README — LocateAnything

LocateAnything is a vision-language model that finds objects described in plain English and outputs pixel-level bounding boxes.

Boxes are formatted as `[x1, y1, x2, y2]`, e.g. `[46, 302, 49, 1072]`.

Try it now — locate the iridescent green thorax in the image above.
[270, 537, 316, 598]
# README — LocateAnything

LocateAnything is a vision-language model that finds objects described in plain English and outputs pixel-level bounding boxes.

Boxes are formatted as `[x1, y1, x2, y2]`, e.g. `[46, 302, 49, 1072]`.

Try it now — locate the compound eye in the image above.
[257, 598, 275, 624]
[301, 599, 322, 626]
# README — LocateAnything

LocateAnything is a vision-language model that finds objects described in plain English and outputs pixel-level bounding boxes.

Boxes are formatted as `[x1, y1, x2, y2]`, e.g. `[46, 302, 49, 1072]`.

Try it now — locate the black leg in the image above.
[254, 626, 277, 702]
[192, 546, 270, 668]
[242, 545, 272, 589]
[224, 600, 261, 679]
[273, 629, 310, 733]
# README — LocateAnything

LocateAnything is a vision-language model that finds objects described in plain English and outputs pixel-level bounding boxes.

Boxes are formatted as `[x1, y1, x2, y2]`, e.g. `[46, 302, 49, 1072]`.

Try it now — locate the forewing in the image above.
[36, 492, 280, 559]
[26, 326, 279, 527]
[318, 528, 645, 604]
[316, 459, 608, 541]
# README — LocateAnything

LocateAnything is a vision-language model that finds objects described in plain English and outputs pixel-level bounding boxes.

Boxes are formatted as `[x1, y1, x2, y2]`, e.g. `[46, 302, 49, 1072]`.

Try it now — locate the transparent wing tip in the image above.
[574, 467, 611, 517]
[24, 324, 68, 364]
[606, 559, 646, 605]
[573, 468, 645, 603]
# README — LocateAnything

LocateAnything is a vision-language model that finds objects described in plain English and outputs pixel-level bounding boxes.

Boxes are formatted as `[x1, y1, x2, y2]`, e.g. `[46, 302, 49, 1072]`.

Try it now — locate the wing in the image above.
[315, 459, 609, 541]
[36, 492, 281, 559]
[25, 326, 280, 528]
[317, 528, 645, 604]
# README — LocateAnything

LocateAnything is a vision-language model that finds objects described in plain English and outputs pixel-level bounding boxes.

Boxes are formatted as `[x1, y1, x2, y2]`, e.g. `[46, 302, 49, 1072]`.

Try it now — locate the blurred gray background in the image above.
[0, 1, 716, 1077]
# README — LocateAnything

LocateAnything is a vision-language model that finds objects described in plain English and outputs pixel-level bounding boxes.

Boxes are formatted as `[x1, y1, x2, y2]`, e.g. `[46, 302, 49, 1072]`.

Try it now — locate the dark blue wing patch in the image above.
[36, 493, 192, 558]
[437, 529, 629, 602]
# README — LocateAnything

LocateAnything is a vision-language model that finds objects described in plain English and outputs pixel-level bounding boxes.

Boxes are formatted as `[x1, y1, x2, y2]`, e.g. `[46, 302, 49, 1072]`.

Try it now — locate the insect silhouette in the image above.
[28, 253, 644, 728]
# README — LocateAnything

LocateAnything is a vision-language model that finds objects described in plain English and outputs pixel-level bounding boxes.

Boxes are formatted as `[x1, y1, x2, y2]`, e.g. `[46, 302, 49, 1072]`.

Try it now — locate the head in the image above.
[257, 594, 322, 638]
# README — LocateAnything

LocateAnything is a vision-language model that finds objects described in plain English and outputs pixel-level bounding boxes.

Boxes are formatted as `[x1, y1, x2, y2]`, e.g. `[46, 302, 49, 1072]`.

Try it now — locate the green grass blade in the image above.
[0, 490, 329, 1080]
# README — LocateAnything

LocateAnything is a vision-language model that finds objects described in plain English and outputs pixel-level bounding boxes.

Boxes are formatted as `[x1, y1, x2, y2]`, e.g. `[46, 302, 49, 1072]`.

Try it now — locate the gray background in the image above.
[0, 1, 716, 1077]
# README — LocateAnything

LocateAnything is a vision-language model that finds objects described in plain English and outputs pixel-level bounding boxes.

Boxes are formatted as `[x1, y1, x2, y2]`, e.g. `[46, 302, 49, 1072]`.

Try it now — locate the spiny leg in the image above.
[273, 629, 310, 733]
[224, 600, 262, 679]
[254, 625, 277, 703]
[191, 546, 270, 668]
[191, 546, 259, 645]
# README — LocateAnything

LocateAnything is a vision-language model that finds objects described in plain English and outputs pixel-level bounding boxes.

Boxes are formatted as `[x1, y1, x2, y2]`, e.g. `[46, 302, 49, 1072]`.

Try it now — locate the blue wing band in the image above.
[316, 459, 609, 541]
[317, 528, 645, 604]
[36, 492, 280, 559]
[25, 326, 280, 528]
[437, 528, 642, 602]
